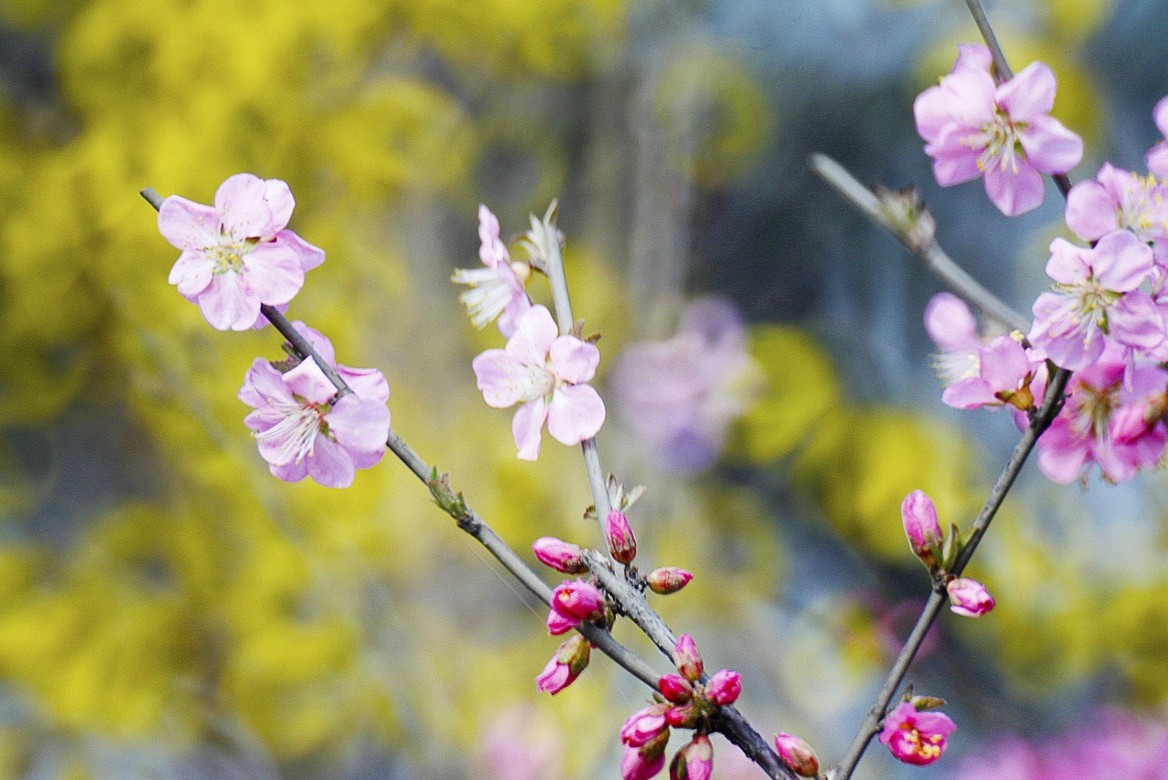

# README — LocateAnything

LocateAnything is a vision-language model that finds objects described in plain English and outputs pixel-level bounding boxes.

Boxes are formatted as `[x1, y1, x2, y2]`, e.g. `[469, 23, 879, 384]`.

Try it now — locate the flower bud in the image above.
[546, 608, 577, 636]
[535, 635, 590, 695]
[606, 509, 638, 565]
[550, 579, 605, 622]
[532, 537, 588, 574]
[664, 702, 700, 729]
[621, 703, 669, 748]
[674, 634, 703, 682]
[901, 490, 944, 570]
[946, 577, 995, 618]
[647, 567, 693, 595]
[774, 733, 819, 777]
[704, 669, 741, 706]
[670, 734, 713, 780]
[658, 673, 694, 704]
[621, 730, 669, 780]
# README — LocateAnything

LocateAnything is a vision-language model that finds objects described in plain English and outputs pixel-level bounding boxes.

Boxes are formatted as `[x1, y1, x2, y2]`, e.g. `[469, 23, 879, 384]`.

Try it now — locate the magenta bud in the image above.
[550, 579, 605, 622]
[901, 490, 944, 570]
[621, 739, 668, 780]
[546, 608, 577, 636]
[647, 567, 694, 595]
[606, 509, 638, 564]
[673, 634, 704, 682]
[535, 635, 590, 695]
[670, 734, 713, 780]
[533, 537, 588, 574]
[774, 732, 819, 777]
[658, 673, 694, 704]
[620, 703, 669, 748]
[705, 669, 742, 706]
[946, 577, 995, 617]
[664, 702, 700, 729]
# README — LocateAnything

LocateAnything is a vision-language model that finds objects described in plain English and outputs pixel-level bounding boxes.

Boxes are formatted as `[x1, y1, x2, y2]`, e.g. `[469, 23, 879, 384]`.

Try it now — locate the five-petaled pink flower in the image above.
[914, 44, 1082, 216]
[451, 205, 533, 337]
[473, 304, 606, 460]
[161, 173, 324, 330]
[239, 322, 390, 488]
[879, 701, 957, 766]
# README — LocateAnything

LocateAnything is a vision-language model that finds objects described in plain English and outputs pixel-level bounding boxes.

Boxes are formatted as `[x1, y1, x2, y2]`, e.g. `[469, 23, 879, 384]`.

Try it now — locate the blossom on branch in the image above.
[239, 322, 389, 488]
[451, 204, 533, 336]
[161, 173, 324, 330]
[946, 577, 995, 618]
[879, 701, 957, 766]
[473, 305, 605, 460]
[536, 634, 590, 695]
[670, 734, 713, 780]
[914, 44, 1082, 216]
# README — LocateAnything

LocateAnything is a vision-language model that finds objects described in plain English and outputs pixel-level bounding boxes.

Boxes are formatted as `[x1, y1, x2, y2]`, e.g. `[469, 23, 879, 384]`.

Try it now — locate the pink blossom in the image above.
[946, 577, 995, 617]
[610, 297, 762, 473]
[621, 744, 667, 780]
[473, 305, 605, 460]
[621, 704, 669, 748]
[943, 334, 1039, 411]
[605, 509, 637, 565]
[479, 704, 566, 780]
[673, 634, 703, 682]
[924, 292, 981, 387]
[545, 609, 577, 636]
[1147, 96, 1168, 179]
[705, 669, 742, 706]
[646, 568, 693, 595]
[549, 579, 605, 626]
[239, 322, 389, 488]
[451, 204, 533, 336]
[670, 734, 713, 780]
[161, 173, 324, 331]
[914, 44, 1082, 216]
[879, 701, 957, 766]
[1065, 163, 1168, 252]
[532, 537, 588, 574]
[535, 635, 589, 695]
[1029, 230, 1161, 371]
[901, 490, 943, 569]
[774, 733, 819, 778]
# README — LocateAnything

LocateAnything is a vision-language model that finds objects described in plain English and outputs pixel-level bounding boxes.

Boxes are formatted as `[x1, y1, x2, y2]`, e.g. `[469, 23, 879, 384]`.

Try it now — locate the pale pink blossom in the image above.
[879, 701, 957, 766]
[239, 322, 389, 488]
[946, 577, 995, 617]
[774, 733, 819, 778]
[670, 734, 713, 780]
[1028, 230, 1161, 371]
[610, 297, 762, 473]
[943, 334, 1039, 411]
[1064, 163, 1168, 252]
[451, 204, 533, 336]
[161, 173, 324, 331]
[479, 704, 566, 780]
[924, 292, 981, 386]
[535, 634, 589, 695]
[473, 305, 605, 460]
[1147, 96, 1168, 179]
[914, 44, 1082, 215]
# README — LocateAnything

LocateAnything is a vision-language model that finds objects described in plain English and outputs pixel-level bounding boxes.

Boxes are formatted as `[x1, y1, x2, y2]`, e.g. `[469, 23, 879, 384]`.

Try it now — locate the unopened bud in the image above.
[647, 567, 693, 595]
[658, 673, 694, 704]
[946, 577, 995, 617]
[901, 490, 944, 570]
[533, 537, 588, 574]
[774, 733, 819, 777]
[673, 634, 703, 682]
[606, 509, 638, 565]
[705, 669, 742, 706]
[670, 734, 713, 780]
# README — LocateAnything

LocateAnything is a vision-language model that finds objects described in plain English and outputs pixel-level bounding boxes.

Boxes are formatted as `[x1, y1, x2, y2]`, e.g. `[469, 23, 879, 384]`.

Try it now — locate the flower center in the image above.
[209, 234, 259, 275]
[977, 109, 1024, 175]
[254, 401, 327, 464]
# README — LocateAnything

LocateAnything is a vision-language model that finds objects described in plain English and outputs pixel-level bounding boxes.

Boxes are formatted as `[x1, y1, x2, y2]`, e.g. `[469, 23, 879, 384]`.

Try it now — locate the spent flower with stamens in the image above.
[914, 44, 1082, 216]
[239, 322, 389, 488]
[160, 173, 324, 330]
[451, 204, 533, 336]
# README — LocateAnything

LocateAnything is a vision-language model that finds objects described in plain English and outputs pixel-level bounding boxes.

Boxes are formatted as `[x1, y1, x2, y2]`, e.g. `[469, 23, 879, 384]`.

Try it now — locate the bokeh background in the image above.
[0, 0, 1167, 777]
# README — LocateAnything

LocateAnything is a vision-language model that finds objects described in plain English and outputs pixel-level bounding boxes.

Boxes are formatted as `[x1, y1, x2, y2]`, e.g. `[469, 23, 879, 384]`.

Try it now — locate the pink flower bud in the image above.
[879, 701, 956, 766]
[901, 490, 944, 570]
[658, 674, 694, 704]
[664, 702, 700, 729]
[673, 634, 703, 682]
[621, 704, 669, 748]
[535, 635, 590, 695]
[946, 577, 995, 617]
[533, 537, 588, 573]
[647, 568, 693, 595]
[606, 509, 638, 564]
[621, 737, 668, 780]
[774, 733, 819, 777]
[550, 579, 605, 622]
[704, 669, 741, 706]
[670, 734, 713, 780]
[546, 608, 578, 636]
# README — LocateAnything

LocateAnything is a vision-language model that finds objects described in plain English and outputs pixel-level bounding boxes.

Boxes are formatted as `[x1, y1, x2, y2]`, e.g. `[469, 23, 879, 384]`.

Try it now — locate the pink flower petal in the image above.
[513, 397, 549, 460]
[272, 229, 325, 272]
[197, 272, 261, 331]
[167, 250, 213, 297]
[215, 173, 275, 238]
[158, 196, 221, 251]
[1154, 95, 1168, 137]
[996, 62, 1056, 121]
[548, 336, 600, 384]
[1019, 115, 1083, 174]
[242, 243, 306, 305]
[292, 321, 336, 367]
[284, 357, 337, 405]
[338, 365, 390, 405]
[942, 377, 997, 409]
[1090, 230, 1153, 292]
[1065, 179, 1119, 241]
[263, 179, 295, 231]
[507, 306, 559, 366]
[306, 434, 356, 488]
[473, 349, 551, 408]
[924, 292, 979, 352]
[326, 395, 390, 461]
[547, 384, 605, 445]
[984, 162, 1045, 216]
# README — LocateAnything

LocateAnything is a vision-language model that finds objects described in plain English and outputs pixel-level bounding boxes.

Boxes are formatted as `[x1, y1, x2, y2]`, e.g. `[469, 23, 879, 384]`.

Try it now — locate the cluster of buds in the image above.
[619, 635, 740, 780]
[901, 490, 995, 618]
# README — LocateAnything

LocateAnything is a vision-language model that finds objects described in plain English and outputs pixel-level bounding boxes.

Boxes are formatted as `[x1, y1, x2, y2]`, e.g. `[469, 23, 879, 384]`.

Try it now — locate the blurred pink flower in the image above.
[914, 44, 1082, 215]
[473, 305, 605, 460]
[479, 704, 565, 780]
[879, 701, 956, 766]
[1065, 163, 1168, 252]
[452, 204, 533, 336]
[610, 297, 762, 473]
[1147, 96, 1168, 178]
[239, 322, 389, 488]
[161, 173, 324, 330]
